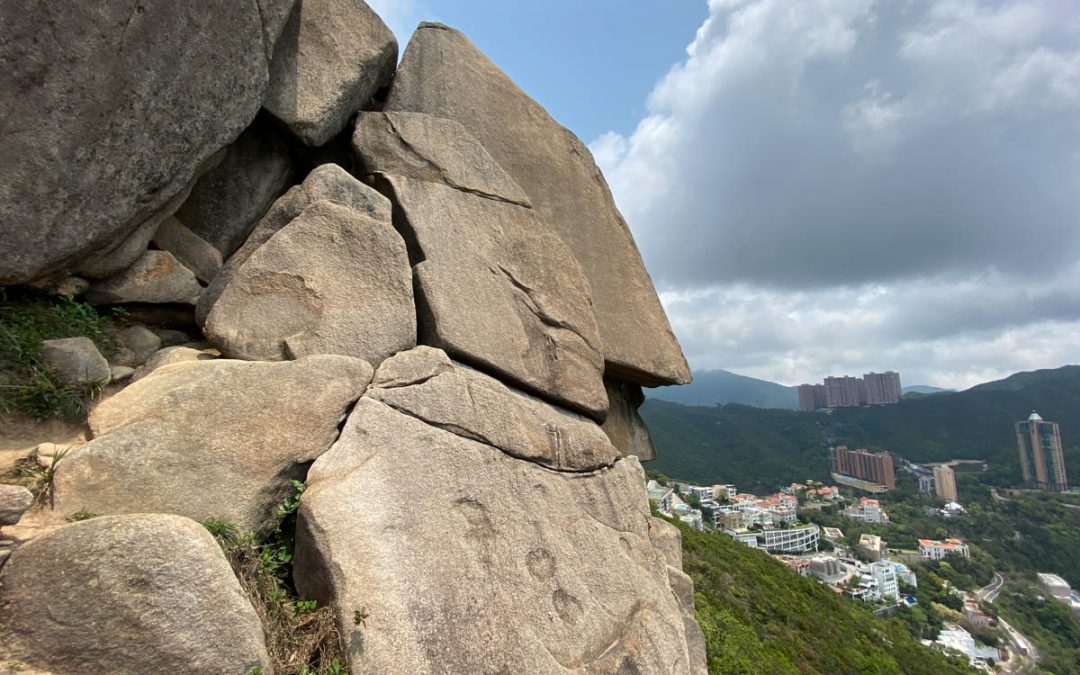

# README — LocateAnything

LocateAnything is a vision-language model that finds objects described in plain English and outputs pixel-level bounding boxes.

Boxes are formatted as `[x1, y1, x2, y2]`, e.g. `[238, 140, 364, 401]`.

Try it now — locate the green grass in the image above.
[0, 291, 119, 420]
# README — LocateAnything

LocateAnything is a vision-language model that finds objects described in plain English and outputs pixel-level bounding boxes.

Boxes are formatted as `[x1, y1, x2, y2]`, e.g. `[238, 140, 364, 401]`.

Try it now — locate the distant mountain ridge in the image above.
[902, 384, 954, 395]
[643, 364, 1080, 489]
[648, 368, 799, 409]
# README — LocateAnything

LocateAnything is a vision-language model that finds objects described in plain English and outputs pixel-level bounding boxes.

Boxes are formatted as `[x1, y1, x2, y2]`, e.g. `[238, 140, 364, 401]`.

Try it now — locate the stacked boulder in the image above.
[0, 2, 703, 673]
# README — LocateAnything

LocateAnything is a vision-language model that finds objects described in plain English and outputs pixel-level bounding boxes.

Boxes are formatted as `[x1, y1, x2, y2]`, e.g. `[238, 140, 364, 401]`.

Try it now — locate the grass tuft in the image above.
[0, 290, 120, 420]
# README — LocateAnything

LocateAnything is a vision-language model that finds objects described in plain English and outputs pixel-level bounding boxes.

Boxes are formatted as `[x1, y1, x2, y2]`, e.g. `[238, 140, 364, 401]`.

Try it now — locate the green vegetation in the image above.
[672, 516, 972, 674]
[642, 400, 830, 491]
[996, 577, 1080, 674]
[0, 291, 119, 420]
[7, 447, 70, 507]
[202, 481, 345, 674]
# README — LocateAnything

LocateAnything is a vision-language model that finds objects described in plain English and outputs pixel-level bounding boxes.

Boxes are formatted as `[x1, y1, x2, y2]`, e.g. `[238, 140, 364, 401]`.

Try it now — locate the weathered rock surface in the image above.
[196, 163, 391, 325]
[295, 397, 700, 674]
[373, 173, 607, 420]
[151, 217, 224, 283]
[0, 514, 271, 673]
[53, 355, 371, 530]
[75, 216, 162, 280]
[0, 484, 33, 526]
[354, 112, 530, 205]
[601, 378, 656, 461]
[129, 346, 217, 383]
[368, 347, 619, 471]
[41, 337, 110, 386]
[117, 325, 162, 366]
[202, 200, 414, 364]
[174, 119, 293, 257]
[0, 1, 294, 284]
[109, 365, 135, 382]
[386, 23, 691, 387]
[265, 0, 397, 146]
[86, 251, 202, 306]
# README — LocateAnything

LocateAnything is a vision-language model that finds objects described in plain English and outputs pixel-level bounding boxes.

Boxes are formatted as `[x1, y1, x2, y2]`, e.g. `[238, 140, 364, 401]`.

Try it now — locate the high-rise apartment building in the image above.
[797, 384, 826, 412]
[824, 376, 864, 408]
[798, 372, 902, 411]
[863, 371, 902, 405]
[1015, 411, 1068, 491]
[829, 446, 896, 491]
[933, 465, 958, 502]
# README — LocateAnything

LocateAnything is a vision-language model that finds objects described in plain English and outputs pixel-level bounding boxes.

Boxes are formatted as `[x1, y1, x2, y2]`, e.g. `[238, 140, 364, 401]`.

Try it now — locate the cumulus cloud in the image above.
[592, 0, 1080, 386]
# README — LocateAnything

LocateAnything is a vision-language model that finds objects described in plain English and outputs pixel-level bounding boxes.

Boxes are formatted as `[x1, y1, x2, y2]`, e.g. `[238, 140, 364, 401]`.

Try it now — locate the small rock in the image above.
[109, 346, 138, 368]
[110, 366, 135, 382]
[86, 250, 203, 306]
[155, 329, 191, 347]
[0, 484, 34, 526]
[41, 337, 110, 386]
[130, 346, 217, 383]
[151, 217, 223, 283]
[118, 325, 162, 365]
[1, 514, 271, 673]
[75, 216, 162, 280]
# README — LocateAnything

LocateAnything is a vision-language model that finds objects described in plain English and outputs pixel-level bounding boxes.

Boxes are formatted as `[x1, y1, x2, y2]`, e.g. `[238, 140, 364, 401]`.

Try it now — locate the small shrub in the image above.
[8, 448, 69, 507]
[0, 292, 119, 420]
[68, 509, 98, 522]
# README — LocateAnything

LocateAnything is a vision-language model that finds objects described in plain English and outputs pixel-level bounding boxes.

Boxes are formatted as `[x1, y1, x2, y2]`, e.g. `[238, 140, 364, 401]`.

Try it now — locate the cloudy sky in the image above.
[375, 0, 1080, 390]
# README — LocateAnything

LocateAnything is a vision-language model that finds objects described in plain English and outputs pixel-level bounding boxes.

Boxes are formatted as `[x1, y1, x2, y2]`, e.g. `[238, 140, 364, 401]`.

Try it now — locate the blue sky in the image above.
[372, 1, 1080, 390]
[370, 0, 708, 140]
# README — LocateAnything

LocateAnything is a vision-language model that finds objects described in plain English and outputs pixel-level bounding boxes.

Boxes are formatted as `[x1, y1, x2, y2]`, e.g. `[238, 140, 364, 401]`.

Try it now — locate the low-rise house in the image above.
[859, 533, 885, 562]
[685, 485, 716, 502]
[869, 561, 900, 601]
[844, 497, 889, 524]
[671, 503, 703, 530]
[918, 538, 970, 560]
[940, 501, 966, 518]
[1037, 572, 1072, 603]
[646, 480, 674, 514]
[809, 556, 848, 584]
[929, 624, 999, 669]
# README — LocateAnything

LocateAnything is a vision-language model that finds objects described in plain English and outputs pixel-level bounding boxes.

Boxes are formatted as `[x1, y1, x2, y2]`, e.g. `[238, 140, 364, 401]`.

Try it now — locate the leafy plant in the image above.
[0, 292, 118, 420]
[9, 447, 70, 507]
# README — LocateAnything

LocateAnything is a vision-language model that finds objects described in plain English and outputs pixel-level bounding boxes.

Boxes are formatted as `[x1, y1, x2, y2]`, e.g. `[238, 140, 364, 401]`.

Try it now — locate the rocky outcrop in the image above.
[173, 119, 293, 257]
[201, 184, 413, 365]
[296, 397, 699, 674]
[53, 355, 371, 530]
[601, 378, 657, 461]
[41, 337, 111, 386]
[386, 23, 691, 387]
[117, 325, 162, 366]
[0, 484, 33, 526]
[265, 0, 397, 146]
[196, 163, 391, 325]
[130, 346, 218, 382]
[358, 112, 606, 417]
[368, 347, 619, 471]
[85, 251, 202, 306]
[1, 514, 271, 673]
[0, 1, 294, 284]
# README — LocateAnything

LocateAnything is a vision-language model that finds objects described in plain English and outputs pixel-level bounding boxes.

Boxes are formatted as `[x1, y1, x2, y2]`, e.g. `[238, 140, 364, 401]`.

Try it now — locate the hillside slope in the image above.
[643, 366, 1080, 487]
[673, 518, 971, 674]
[649, 369, 798, 409]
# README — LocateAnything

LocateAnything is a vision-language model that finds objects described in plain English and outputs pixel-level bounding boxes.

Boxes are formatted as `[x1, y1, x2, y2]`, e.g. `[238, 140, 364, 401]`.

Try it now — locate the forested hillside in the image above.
[648, 369, 799, 409]
[643, 365, 1080, 488]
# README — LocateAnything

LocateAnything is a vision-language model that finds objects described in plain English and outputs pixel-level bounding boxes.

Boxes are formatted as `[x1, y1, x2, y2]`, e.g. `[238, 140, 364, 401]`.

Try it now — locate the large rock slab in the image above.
[202, 200, 414, 364]
[368, 347, 619, 471]
[295, 397, 700, 674]
[151, 217, 224, 283]
[41, 337, 111, 386]
[173, 118, 293, 257]
[1, 514, 270, 673]
[85, 250, 203, 306]
[264, 0, 397, 146]
[353, 112, 530, 206]
[601, 378, 656, 461]
[0, 1, 295, 284]
[373, 173, 607, 420]
[196, 163, 391, 325]
[52, 355, 371, 531]
[386, 23, 691, 387]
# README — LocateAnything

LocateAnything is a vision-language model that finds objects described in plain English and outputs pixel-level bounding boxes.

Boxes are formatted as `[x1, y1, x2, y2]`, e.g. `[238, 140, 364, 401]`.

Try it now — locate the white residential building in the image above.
[844, 497, 889, 524]
[686, 485, 716, 502]
[919, 538, 970, 560]
[646, 480, 674, 514]
[759, 525, 820, 553]
[870, 561, 900, 601]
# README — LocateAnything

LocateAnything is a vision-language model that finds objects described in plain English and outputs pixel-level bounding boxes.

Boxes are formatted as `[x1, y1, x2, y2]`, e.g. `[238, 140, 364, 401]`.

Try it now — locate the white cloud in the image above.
[591, 0, 1080, 386]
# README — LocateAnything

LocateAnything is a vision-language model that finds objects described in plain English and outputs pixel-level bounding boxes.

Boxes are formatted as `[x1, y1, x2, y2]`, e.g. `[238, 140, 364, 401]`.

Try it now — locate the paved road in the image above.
[977, 572, 1006, 603]
[998, 617, 1039, 674]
